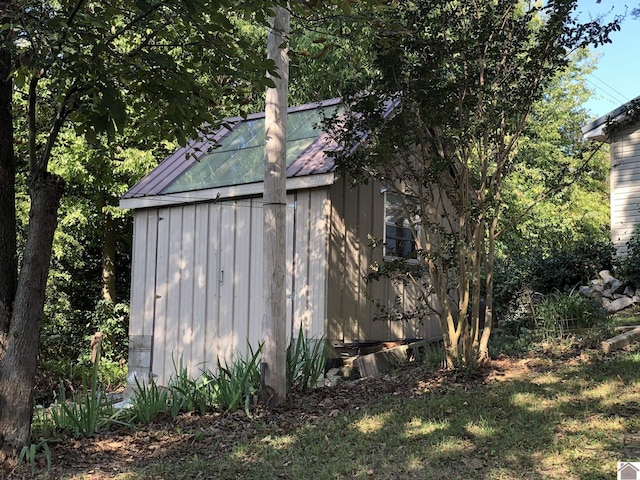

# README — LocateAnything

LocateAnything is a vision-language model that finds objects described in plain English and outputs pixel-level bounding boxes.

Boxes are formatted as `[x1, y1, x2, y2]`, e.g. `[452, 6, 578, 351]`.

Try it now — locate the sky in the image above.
[577, 0, 640, 119]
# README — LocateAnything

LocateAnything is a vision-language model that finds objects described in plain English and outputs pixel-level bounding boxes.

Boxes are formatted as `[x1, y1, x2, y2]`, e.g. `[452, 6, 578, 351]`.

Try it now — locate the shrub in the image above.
[494, 237, 614, 322]
[620, 223, 640, 287]
[531, 290, 605, 340]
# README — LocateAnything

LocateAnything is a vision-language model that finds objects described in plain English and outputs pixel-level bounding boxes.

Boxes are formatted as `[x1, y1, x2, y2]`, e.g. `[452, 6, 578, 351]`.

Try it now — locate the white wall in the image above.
[128, 189, 329, 386]
[610, 125, 640, 256]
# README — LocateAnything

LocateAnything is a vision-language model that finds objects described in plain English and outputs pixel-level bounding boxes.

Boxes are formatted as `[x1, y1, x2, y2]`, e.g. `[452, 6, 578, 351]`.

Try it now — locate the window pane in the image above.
[385, 193, 416, 258]
[162, 105, 339, 193]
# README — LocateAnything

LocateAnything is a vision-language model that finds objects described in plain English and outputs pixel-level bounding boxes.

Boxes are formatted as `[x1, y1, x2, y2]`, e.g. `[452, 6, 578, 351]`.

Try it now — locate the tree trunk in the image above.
[0, 42, 16, 342]
[262, 2, 289, 407]
[0, 172, 64, 459]
[97, 193, 116, 303]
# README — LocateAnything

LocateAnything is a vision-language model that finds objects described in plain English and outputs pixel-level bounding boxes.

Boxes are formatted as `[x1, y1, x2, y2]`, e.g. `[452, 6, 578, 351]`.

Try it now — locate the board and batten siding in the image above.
[610, 124, 640, 256]
[326, 177, 441, 344]
[128, 190, 329, 387]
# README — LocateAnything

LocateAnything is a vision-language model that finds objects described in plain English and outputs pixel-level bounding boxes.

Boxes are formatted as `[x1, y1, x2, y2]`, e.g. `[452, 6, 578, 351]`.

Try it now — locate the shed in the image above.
[120, 98, 441, 387]
[583, 96, 640, 257]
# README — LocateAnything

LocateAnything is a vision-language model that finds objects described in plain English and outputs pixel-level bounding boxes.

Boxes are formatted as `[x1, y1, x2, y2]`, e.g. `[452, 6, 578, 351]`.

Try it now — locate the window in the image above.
[162, 104, 340, 193]
[384, 193, 417, 258]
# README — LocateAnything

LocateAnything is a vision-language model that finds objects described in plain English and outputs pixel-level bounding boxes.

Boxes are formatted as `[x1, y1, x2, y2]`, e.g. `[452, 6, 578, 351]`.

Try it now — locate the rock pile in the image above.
[578, 270, 639, 314]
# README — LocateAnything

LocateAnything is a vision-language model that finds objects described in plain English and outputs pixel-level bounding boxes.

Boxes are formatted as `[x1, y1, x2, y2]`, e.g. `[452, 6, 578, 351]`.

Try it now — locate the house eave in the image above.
[119, 172, 337, 210]
[582, 122, 609, 143]
[582, 94, 640, 143]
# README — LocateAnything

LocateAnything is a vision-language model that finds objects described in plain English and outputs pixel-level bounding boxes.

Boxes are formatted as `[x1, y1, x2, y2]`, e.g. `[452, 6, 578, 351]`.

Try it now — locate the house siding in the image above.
[610, 124, 640, 256]
[127, 178, 441, 388]
[128, 191, 329, 386]
[326, 177, 441, 344]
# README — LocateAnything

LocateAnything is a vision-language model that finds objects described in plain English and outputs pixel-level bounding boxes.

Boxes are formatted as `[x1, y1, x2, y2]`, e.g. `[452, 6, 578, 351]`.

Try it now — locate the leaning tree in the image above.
[0, 0, 281, 460]
[328, 0, 619, 368]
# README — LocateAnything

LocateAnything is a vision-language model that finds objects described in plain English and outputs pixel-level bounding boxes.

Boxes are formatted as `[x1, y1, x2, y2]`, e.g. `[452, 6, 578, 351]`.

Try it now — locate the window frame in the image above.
[383, 191, 419, 260]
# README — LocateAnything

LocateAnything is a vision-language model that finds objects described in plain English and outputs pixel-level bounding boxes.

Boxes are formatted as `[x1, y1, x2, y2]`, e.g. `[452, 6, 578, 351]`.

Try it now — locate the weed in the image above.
[209, 343, 262, 415]
[130, 376, 170, 423]
[17, 438, 51, 477]
[286, 326, 328, 392]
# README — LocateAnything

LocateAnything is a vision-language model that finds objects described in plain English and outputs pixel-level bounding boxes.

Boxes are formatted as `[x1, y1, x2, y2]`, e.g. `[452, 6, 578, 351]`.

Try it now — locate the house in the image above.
[582, 96, 640, 256]
[120, 98, 441, 387]
[618, 462, 640, 480]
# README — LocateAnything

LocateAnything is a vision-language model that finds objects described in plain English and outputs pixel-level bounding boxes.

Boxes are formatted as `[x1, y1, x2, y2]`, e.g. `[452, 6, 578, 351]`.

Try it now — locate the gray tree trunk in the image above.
[262, 2, 289, 406]
[0, 42, 16, 341]
[97, 193, 117, 303]
[0, 172, 64, 459]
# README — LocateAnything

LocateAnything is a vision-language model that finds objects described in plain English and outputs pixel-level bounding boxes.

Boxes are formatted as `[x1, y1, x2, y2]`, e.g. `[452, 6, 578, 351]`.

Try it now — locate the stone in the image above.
[578, 285, 592, 296]
[599, 270, 616, 284]
[610, 279, 627, 295]
[605, 296, 634, 314]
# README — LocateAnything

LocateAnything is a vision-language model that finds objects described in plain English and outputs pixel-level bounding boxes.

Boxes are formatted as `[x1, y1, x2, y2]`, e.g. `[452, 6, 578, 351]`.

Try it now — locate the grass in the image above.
[40, 345, 640, 480]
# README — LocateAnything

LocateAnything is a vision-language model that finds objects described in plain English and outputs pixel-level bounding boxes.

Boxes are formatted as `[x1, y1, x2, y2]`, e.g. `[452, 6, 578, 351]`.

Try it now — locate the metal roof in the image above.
[122, 98, 342, 200]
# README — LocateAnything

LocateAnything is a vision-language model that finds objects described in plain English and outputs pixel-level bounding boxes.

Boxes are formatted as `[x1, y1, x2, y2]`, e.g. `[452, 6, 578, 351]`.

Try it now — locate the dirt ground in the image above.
[0, 355, 567, 479]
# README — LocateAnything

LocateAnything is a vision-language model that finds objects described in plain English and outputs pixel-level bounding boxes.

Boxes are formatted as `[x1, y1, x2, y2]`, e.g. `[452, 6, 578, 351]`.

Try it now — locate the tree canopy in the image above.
[327, 0, 618, 367]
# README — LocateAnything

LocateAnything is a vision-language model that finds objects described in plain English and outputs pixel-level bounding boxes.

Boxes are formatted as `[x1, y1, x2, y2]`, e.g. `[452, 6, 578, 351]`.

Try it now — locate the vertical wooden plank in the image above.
[218, 201, 236, 362]
[248, 199, 264, 353]
[162, 207, 184, 384]
[234, 200, 251, 358]
[143, 211, 159, 338]
[129, 210, 148, 337]
[191, 203, 210, 373]
[368, 182, 394, 341]
[152, 207, 170, 386]
[286, 193, 296, 341]
[178, 205, 196, 375]
[611, 135, 623, 255]
[292, 191, 309, 339]
[326, 179, 346, 343]
[206, 204, 221, 371]
[307, 189, 329, 339]
[357, 182, 372, 340]
[343, 183, 361, 342]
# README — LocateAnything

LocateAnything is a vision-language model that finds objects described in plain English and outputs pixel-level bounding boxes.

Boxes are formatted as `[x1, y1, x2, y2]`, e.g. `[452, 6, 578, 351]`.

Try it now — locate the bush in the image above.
[620, 223, 640, 287]
[494, 237, 614, 323]
[531, 291, 605, 340]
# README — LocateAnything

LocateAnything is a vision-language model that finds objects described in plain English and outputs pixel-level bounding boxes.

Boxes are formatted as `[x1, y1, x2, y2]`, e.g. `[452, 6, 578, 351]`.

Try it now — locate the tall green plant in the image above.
[286, 326, 328, 392]
[130, 377, 170, 423]
[531, 291, 605, 341]
[168, 356, 214, 417]
[210, 343, 262, 415]
[36, 344, 129, 438]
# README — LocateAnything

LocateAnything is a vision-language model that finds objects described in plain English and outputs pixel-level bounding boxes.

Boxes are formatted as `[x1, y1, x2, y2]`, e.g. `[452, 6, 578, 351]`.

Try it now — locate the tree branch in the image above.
[107, 0, 170, 45]
[27, 75, 38, 172]
[38, 84, 81, 171]
[495, 143, 605, 239]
